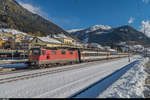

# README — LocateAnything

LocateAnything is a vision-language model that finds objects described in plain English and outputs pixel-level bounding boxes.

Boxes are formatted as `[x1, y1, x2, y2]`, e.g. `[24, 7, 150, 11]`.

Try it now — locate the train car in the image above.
[80, 50, 128, 61]
[80, 50, 108, 62]
[28, 48, 79, 68]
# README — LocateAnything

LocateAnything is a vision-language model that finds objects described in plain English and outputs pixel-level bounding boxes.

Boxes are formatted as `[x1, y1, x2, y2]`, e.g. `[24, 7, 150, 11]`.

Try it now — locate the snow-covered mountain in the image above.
[67, 25, 112, 43]
[68, 25, 150, 46]
[67, 25, 111, 34]
[0, 28, 27, 35]
[86, 25, 111, 33]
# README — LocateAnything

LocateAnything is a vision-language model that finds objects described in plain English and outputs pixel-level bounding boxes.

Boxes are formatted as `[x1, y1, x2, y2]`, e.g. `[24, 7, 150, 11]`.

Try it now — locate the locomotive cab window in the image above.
[32, 49, 40, 56]
[42, 50, 46, 55]
[62, 51, 66, 55]
[70, 51, 73, 55]
[51, 51, 56, 55]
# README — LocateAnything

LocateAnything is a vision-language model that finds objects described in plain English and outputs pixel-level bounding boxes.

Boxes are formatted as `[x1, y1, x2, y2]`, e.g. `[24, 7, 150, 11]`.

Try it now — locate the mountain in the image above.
[67, 25, 111, 43]
[68, 25, 150, 46]
[0, 0, 78, 41]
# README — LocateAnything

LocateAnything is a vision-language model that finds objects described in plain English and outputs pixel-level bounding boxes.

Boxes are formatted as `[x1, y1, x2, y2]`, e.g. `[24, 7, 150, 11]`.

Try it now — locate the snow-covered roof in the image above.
[53, 34, 73, 40]
[133, 45, 143, 49]
[37, 36, 62, 44]
[108, 49, 116, 52]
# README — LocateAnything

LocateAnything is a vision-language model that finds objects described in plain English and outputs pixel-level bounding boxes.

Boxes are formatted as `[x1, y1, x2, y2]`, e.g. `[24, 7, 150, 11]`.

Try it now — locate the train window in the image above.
[51, 51, 56, 55]
[86, 53, 88, 56]
[92, 53, 94, 56]
[32, 49, 40, 56]
[36, 39, 38, 43]
[42, 50, 45, 55]
[89, 53, 91, 56]
[90, 53, 92, 56]
[70, 51, 73, 55]
[62, 51, 66, 55]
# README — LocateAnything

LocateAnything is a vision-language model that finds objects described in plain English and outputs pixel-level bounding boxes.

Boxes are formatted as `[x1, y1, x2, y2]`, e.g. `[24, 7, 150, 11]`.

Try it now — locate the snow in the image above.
[89, 25, 111, 32]
[0, 28, 27, 35]
[108, 49, 116, 52]
[37, 36, 62, 44]
[53, 33, 69, 39]
[88, 43, 104, 49]
[134, 45, 143, 48]
[68, 25, 111, 34]
[95, 31, 109, 34]
[99, 57, 149, 98]
[67, 29, 84, 33]
[83, 35, 89, 43]
[0, 56, 138, 98]
[83, 38, 88, 43]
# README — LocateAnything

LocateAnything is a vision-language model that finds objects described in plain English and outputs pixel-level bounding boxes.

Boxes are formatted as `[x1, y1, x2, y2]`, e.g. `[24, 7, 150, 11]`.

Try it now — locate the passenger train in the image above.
[27, 47, 129, 68]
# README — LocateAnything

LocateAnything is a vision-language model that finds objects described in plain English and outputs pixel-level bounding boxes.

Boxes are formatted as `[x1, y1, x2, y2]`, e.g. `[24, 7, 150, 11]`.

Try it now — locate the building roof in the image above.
[37, 36, 62, 44]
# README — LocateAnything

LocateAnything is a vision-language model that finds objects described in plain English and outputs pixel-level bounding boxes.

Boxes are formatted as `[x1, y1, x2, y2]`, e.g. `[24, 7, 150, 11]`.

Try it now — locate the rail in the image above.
[0, 57, 127, 84]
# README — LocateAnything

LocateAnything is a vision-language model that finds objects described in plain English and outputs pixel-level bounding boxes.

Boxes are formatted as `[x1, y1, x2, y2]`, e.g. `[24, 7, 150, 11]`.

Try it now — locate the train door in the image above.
[107, 52, 110, 60]
[77, 49, 81, 63]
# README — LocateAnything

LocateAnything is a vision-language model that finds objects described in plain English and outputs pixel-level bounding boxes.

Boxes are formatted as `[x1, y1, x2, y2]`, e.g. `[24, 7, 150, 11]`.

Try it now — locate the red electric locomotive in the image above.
[28, 48, 80, 68]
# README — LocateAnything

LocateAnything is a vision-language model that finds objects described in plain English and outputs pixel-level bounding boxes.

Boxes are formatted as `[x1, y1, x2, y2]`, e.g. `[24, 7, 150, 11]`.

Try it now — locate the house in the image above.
[53, 33, 74, 45]
[59, 38, 73, 45]
[20, 38, 33, 50]
[30, 36, 62, 48]
[0, 40, 6, 49]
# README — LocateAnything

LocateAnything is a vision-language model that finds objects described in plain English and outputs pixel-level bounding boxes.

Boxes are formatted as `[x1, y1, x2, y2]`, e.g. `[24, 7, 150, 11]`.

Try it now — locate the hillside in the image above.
[0, 0, 78, 41]
[68, 25, 150, 46]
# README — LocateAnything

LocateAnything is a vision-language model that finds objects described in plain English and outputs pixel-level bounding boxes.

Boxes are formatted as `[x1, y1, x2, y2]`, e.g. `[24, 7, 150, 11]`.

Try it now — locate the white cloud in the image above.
[142, 0, 149, 4]
[18, 2, 49, 20]
[18, 2, 40, 14]
[17, 1, 80, 29]
[128, 17, 135, 24]
[140, 20, 150, 37]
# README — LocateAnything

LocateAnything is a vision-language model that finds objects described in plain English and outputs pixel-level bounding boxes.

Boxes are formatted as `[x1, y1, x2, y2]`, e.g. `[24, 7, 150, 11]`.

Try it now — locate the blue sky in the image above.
[16, 0, 150, 30]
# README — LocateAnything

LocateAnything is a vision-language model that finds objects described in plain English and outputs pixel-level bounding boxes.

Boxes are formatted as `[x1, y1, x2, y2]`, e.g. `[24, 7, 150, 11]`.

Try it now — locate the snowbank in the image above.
[99, 57, 149, 98]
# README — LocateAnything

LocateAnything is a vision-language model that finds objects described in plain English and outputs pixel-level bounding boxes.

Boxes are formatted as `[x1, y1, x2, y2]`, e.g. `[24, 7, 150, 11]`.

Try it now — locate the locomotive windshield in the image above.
[30, 48, 41, 56]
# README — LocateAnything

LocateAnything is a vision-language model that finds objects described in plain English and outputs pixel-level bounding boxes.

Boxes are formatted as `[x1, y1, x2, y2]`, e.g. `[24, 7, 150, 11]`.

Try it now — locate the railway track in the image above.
[0, 58, 118, 84]
[0, 57, 129, 84]
[0, 69, 30, 75]
[0, 57, 126, 76]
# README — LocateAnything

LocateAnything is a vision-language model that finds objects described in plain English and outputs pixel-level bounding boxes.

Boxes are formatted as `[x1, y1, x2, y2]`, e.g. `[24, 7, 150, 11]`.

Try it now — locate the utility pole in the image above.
[128, 45, 130, 62]
[144, 23, 147, 57]
[12, 50, 13, 60]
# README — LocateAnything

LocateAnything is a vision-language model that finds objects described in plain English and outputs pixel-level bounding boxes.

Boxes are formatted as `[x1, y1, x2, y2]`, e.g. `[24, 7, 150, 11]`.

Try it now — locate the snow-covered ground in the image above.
[0, 56, 143, 98]
[99, 57, 149, 98]
[74, 56, 149, 98]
